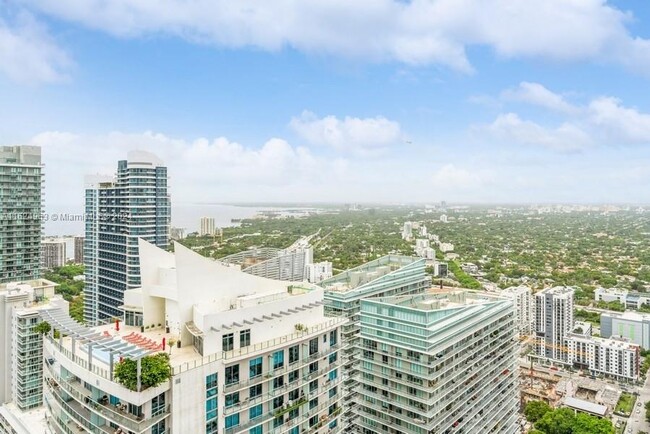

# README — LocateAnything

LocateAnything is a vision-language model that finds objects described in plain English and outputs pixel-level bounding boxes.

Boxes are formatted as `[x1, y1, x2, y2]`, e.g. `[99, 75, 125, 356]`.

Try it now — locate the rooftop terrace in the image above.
[320, 255, 420, 293]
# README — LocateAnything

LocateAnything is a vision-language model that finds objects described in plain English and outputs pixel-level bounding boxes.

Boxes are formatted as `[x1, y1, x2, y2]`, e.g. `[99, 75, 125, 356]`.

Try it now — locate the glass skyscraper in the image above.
[83, 151, 170, 325]
[0, 146, 43, 283]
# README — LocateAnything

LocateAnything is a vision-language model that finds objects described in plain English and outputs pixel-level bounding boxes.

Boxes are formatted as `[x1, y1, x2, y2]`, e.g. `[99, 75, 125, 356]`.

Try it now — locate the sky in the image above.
[2, 0, 650, 222]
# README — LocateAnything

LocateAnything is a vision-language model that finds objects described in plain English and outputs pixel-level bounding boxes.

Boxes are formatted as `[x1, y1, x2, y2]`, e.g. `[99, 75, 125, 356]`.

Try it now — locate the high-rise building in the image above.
[534, 286, 575, 361]
[170, 227, 186, 240]
[0, 146, 43, 283]
[501, 285, 534, 337]
[219, 239, 314, 282]
[401, 222, 413, 241]
[306, 262, 333, 283]
[565, 332, 640, 381]
[199, 217, 216, 236]
[42, 240, 346, 434]
[0, 279, 65, 418]
[321, 256, 429, 431]
[355, 289, 519, 434]
[74, 236, 84, 264]
[83, 151, 170, 325]
[41, 239, 66, 269]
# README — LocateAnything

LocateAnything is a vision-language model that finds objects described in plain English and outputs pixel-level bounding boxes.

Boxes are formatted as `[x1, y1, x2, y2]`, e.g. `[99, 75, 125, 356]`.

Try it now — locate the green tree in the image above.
[534, 408, 575, 434]
[525, 400, 552, 423]
[114, 353, 171, 391]
[34, 321, 51, 335]
[572, 413, 614, 434]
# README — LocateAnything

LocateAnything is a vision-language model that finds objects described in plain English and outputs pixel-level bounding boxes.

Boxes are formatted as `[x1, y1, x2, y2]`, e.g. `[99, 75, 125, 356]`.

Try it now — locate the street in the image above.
[626, 374, 650, 434]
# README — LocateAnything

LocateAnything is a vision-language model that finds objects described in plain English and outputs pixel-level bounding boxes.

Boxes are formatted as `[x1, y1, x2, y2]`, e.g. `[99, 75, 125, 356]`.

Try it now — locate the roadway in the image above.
[626, 373, 650, 434]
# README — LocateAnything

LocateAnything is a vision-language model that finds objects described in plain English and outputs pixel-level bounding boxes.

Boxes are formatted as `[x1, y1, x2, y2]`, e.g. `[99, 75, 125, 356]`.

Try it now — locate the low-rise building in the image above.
[461, 262, 479, 274]
[565, 334, 640, 381]
[594, 287, 650, 310]
[601, 311, 650, 349]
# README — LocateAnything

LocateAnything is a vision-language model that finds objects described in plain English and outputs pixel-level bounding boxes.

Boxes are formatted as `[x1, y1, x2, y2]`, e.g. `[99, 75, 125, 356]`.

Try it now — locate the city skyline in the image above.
[2, 1, 650, 210]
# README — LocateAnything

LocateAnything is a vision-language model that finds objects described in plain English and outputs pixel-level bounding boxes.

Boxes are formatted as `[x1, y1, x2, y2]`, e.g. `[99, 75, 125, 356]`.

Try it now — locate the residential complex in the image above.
[356, 289, 519, 434]
[0, 146, 43, 283]
[219, 239, 314, 282]
[534, 286, 575, 361]
[74, 236, 84, 264]
[565, 331, 640, 382]
[0, 279, 67, 434]
[320, 256, 430, 431]
[42, 240, 346, 434]
[42, 239, 67, 269]
[200, 217, 216, 236]
[501, 286, 533, 337]
[601, 311, 650, 349]
[306, 262, 333, 284]
[83, 151, 170, 325]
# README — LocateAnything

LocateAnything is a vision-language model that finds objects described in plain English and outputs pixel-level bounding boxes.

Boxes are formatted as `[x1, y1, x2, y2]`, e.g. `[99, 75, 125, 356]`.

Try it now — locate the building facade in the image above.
[565, 333, 640, 381]
[356, 290, 519, 434]
[199, 217, 216, 236]
[83, 151, 170, 325]
[43, 240, 345, 434]
[220, 242, 314, 282]
[306, 262, 333, 284]
[74, 236, 84, 264]
[595, 287, 650, 310]
[321, 256, 430, 431]
[42, 240, 66, 269]
[601, 311, 650, 350]
[0, 279, 64, 410]
[0, 146, 43, 284]
[534, 287, 575, 361]
[502, 286, 533, 337]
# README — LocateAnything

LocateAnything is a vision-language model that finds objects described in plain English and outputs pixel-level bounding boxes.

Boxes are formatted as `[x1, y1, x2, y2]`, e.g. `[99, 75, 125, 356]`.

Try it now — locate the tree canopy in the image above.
[114, 353, 171, 391]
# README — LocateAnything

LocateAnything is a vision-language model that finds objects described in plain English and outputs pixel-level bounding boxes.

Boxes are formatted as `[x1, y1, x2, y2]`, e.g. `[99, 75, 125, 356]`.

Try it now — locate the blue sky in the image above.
[2, 0, 650, 219]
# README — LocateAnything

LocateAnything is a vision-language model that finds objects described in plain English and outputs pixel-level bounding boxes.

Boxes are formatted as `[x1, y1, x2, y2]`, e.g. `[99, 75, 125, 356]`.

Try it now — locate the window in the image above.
[329, 352, 337, 364]
[328, 369, 338, 381]
[310, 398, 318, 409]
[225, 414, 240, 429]
[273, 396, 284, 409]
[250, 427, 263, 434]
[223, 333, 234, 351]
[225, 392, 239, 408]
[225, 364, 239, 385]
[329, 330, 337, 346]
[289, 388, 300, 401]
[249, 384, 262, 399]
[273, 376, 284, 389]
[309, 338, 319, 355]
[240, 329, 251, 348]
[309, 380, 318, 392]
[309, 362, 318, 374]
[323, 334, 327, 343]
[289, 428, 299, 434]
[273, 416, 283, 428]
[289, 345, 299, 364]
[206, 373, 218, 390]
[249, 357, 262, 378]
[288, 370, 299, 383]
[206, 397, 218, 421]
[329, 386, 337, 398]
[272, 350, 284, 370]
[249, 404, 263, 420]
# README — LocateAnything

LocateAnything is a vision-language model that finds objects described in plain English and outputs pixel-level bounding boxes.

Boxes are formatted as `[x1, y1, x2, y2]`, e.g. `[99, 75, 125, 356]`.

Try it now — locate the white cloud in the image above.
[431, 164, 494, 189]
[481, 113, 592, 152]
[588, 97, 650, 143]
[289, 111, 401, 154]
[16, 0, 650, 74]
[0, 12, 70, 83]
[501, 82, 578, 114]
